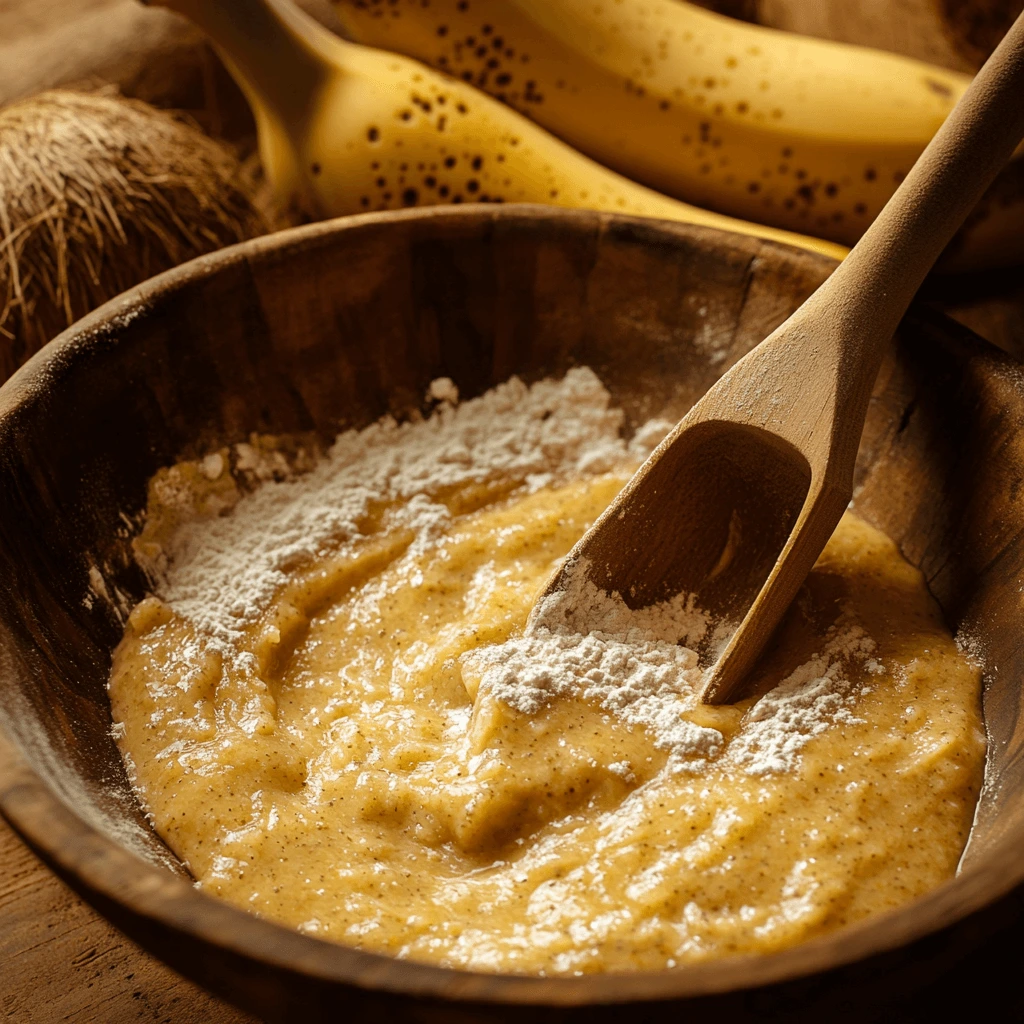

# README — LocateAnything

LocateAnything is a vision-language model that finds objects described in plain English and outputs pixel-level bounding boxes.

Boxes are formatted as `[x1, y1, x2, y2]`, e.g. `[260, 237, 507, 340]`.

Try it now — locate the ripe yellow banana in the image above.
[332, 0, 1024, 270]
[154, 0, 848, 261]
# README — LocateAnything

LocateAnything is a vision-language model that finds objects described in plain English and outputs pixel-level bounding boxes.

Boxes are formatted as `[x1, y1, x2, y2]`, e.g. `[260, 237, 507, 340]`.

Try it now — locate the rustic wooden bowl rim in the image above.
[0, 205, 1018, 1007]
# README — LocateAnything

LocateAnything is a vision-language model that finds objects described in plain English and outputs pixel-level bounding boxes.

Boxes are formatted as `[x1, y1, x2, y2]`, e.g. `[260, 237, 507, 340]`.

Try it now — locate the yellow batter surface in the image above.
[110, 457, 985, 974]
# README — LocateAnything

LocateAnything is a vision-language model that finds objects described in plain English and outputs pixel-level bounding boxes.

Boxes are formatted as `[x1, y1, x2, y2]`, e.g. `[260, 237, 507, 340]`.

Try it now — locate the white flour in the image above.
[727, 621, 882, 775]
[141, 367, 879, 777]
[463, 568, 879, 774]
[461, 573, 724, 767]
[150, 368, 650, 648]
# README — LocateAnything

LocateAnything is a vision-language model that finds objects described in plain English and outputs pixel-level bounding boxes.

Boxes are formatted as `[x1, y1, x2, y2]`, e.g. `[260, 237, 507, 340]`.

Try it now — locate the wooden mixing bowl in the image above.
[1, 206, 1023, 1022]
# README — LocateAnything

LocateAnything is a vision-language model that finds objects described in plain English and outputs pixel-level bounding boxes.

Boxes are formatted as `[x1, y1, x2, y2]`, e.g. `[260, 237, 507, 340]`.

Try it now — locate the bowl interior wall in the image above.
[0, 206, 1022, 916]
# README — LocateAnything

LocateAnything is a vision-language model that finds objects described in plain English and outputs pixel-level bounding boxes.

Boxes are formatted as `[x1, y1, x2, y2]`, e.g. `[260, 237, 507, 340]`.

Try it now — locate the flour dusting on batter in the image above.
[464, 566, 882, 775]
[107, 368, 985, 974]
[139, 368, 653, 649]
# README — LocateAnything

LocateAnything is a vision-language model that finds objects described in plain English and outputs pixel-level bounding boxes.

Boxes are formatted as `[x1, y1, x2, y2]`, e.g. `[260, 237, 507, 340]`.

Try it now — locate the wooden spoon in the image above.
[535, 10, 1024, 705]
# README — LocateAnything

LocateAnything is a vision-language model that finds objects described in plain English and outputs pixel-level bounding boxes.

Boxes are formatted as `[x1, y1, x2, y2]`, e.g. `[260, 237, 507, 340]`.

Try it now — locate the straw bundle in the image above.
[0, 90, 270, 380]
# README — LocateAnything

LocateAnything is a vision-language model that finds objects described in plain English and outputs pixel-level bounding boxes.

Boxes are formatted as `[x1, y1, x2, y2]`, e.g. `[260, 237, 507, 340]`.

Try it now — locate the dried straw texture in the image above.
[0, 90, 271, 381]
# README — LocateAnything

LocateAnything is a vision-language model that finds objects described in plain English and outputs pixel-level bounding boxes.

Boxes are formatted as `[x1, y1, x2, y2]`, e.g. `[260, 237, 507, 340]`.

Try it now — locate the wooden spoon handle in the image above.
[807, 10, 1024, 373]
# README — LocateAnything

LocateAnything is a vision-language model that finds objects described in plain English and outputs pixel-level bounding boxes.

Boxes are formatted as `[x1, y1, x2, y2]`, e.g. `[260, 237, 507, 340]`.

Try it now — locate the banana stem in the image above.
[153, 0, 334, 130]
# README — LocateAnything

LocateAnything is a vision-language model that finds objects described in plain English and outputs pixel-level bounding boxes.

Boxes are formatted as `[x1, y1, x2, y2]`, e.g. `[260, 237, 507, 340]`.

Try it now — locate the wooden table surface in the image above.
[0, 813, 254, 1023]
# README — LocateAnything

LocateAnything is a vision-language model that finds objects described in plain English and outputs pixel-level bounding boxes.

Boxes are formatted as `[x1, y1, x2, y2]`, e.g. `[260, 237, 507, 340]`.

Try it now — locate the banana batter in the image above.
[108, 371, 985, 974]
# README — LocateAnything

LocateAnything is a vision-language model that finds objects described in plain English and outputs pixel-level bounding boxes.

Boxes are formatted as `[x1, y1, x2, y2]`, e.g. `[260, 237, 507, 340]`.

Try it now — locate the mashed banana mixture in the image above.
[108, 369, 985, 974]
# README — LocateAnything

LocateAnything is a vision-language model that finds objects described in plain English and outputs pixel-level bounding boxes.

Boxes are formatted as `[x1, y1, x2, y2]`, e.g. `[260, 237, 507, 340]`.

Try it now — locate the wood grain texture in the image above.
[750, 0, 1024, 73]
[0, 811, 253, 1023]
[2, 205, 1024, 1021]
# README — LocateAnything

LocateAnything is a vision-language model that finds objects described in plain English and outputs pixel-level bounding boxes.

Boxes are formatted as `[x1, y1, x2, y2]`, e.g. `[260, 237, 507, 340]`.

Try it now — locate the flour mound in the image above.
[465, 571, 880, 775]
[729, 622, 880, 775]
[146, 366, 880, 777]
[153, 368, 636, 648]
[463, 573, 721, 763]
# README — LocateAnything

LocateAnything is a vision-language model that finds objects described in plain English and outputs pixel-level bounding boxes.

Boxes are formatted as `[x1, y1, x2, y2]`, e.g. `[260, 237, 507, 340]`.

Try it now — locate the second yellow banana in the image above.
[156, 0, 848, 262]
[333, 0, 1024, 269]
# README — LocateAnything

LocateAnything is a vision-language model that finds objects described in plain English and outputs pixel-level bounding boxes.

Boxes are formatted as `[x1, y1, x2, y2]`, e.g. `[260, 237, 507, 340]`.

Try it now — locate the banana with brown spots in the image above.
[153, 0, 849, 261]
[332, 0, 1024, 270]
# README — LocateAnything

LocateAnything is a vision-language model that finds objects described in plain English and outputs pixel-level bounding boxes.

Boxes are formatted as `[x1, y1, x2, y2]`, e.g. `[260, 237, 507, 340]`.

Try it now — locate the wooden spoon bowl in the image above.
[556, 421, 812, 625]
[1, 205, 1024, 1022]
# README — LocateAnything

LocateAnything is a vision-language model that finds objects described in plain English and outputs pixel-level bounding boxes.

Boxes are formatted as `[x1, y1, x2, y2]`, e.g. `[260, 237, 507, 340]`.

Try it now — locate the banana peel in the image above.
[153, 0, 850, 263]
[334, 0, 1024, 271]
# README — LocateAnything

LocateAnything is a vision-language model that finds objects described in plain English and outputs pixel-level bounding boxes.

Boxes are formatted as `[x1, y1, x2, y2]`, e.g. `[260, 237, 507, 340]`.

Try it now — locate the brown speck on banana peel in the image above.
[333, 0, 1024, 268]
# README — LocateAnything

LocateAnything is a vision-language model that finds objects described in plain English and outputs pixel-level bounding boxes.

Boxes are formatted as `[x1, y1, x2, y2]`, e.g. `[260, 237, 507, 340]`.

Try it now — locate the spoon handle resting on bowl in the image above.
[699, 9, 1024, 702]
[799, 10, 1024, 423]
[537, 11, 1024, 707]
